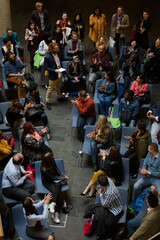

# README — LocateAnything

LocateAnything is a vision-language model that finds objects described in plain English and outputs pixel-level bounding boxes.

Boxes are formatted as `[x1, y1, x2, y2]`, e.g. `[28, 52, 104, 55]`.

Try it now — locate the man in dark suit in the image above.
[31, 2, 50, 34]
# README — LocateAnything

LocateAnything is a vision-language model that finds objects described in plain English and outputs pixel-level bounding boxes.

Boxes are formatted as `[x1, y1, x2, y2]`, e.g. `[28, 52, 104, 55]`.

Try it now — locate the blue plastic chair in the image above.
[0, 170, 19, 204]
[108, 46, 115, 62]
[72, 102, 99, 128]
[95, 187, 128, 224]
[35, 159, 69, 194]
[0, 101, 11, 131]
[120, 127, 137, 156]
[93, 79, 119, 105]
[12, 202, 54, 240]
[19, 126, 49, 151]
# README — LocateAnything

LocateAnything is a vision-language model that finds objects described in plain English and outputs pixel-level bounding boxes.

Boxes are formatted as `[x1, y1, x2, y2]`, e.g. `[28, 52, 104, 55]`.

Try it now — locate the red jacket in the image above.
[76, 96, 96, 117]
[90, 52, 110, 72]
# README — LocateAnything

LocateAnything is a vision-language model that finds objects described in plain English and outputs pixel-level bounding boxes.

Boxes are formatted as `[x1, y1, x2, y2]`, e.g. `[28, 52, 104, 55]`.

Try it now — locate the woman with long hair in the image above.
[124, 119, 151, 176]
[23, 194, 54, 240]
[41, 152, 68, 223]
[97, 71, 116, 116]
[81, 146, 123, 197]
[25, 20, 40, 73]
[130, 75, 148, 104]
[2, 37, 17, 63]
[87, 115, 111, 170]
[52, 25, 63, 51]
[21, 122, 52, 167]
[72, 13, 85, 40]
[6, 99, 31, 137]
[89, 7, 107, 45]
[56, 12, 71, 44]
[95, 35, 109, 52]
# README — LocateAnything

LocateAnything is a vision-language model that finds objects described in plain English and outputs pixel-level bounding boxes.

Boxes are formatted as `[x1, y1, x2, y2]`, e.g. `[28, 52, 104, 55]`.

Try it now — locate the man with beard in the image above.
[4, 53, 28, 99]
[25, 83, 50, 140]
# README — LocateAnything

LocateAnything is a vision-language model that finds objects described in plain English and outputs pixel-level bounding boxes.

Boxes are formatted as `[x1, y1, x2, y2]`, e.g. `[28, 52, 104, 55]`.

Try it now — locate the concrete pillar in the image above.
[0, 0, 12, 36]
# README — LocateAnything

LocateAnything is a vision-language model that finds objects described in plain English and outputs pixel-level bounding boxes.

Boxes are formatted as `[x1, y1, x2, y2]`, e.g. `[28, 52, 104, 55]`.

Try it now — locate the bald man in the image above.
[2, 153, 35, 201]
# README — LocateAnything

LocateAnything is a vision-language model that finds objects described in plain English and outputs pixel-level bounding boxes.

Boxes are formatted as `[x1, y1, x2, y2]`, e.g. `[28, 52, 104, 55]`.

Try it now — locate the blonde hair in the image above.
[96, 35, 109, 51]
[35, 2, 43, 7]
[95, 115, 110, 132]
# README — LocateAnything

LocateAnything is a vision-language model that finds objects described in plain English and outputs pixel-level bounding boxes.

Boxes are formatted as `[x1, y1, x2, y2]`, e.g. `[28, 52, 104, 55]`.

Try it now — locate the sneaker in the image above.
[52, 212, 60, 224]
[65, 92, 70, 98]
[79, 150, 83, 155]
[46, 102, 51, 110]
[50, 202, 56, 213]
[46, 133, 51, 140]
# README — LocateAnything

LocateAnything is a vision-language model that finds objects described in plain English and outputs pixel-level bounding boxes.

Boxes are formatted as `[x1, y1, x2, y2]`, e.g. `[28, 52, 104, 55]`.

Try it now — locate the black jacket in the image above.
[31, 9, 50, 32]
[66, 61, 83, 80]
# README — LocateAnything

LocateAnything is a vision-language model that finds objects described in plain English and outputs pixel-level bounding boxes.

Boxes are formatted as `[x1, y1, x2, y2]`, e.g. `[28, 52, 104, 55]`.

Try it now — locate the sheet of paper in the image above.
[59, 68, 66, 72]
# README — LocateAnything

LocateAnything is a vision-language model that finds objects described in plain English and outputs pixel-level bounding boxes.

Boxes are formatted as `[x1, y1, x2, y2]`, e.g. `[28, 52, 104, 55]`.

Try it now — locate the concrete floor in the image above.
[3, 1, 160, 239]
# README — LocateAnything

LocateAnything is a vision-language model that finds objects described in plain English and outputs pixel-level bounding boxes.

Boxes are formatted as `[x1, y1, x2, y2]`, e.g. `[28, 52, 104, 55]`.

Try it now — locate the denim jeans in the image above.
[133, 175, 160, 200]
[151, 122, 160, 151]
[90, 139, 106, 165]
[115, 33, 125, 55]
[77, 115, 96, 141]
[123, 74, 136, 95]
[98, 94, 114, 116]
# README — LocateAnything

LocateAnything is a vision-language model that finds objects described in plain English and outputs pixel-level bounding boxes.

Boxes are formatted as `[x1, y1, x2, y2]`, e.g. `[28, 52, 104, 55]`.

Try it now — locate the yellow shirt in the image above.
[0, 139, 12, 161]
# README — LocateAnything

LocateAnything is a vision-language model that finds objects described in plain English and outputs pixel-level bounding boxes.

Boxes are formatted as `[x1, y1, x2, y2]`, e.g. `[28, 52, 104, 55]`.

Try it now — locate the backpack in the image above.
[24, 73, 35, 85]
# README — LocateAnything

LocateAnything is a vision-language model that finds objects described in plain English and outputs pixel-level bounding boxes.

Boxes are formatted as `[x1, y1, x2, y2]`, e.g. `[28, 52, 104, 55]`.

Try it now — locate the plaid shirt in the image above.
[99, 178, 123, 216]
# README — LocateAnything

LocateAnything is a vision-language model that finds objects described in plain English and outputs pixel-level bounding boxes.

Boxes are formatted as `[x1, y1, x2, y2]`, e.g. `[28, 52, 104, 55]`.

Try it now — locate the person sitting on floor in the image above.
[71, 90, 96, 141]
[21, 122, 52, 168]
[0, 130, 14, 171]
[66, 31, 83, 59]
[41, 152, 68, 223]
[147, 101, 160, 151]
[133, 143, 160, 200]
[119, 90, 139, 127]
[97, 71, 116, 116]
[124, 119, 151, 177]
[25, 83, 50, 140]
[4, 53, 28, 99]
[81, 146, 123, 197]
[2, 37, 17, 64]
[87, 115, 111, 170]
[63, 56, 86, 96]
[89, 44, 110, 90]
[2, 153, 35, 201]
[23, 194, 54, 240]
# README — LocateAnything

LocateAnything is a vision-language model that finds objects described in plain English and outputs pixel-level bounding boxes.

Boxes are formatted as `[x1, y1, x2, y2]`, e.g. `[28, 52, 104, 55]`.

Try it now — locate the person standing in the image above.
[31, 1, 51, 34]
[89, 7, 107, 46]
[110, 6, 130, 59]
[45, 42, 67, 110]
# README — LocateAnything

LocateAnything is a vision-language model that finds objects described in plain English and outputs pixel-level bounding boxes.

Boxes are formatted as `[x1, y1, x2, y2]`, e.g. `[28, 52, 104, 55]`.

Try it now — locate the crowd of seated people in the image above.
[1, 1, 160, 240]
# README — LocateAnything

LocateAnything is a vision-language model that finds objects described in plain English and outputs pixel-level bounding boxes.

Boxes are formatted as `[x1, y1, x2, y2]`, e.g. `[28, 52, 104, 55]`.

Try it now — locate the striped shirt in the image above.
[99, 178, 123, 216]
